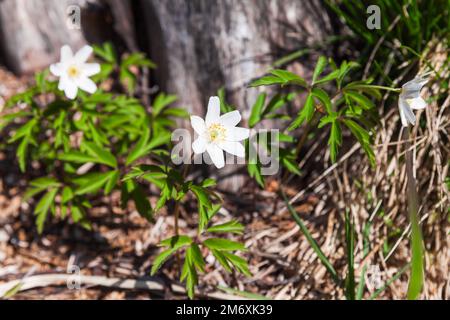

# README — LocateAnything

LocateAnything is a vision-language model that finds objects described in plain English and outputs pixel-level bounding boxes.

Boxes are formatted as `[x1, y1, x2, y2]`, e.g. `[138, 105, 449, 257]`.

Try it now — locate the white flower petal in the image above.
[408, 97, 427, 110]
[398, 101, 408, 127]
[64, 81, 78, 100]
[206, 143, 225, 169]
[83, 63, 101, 77]
[58, 75, 69, 91]
[219, 110, 241, 127]
[205, 96, 221, 125]
[50, 63, 64, 77]
[192, 137, 207, 154]
[219, 141, 245, 158]
[402, 77, 428, 92]
[60, 45, 73, 63]
[399, 97, 415, 126]
[75, 45, 93, 63]
[190, 116, 206, 135]
[225, 126, 250, 141]
[76, 77, 97, 94]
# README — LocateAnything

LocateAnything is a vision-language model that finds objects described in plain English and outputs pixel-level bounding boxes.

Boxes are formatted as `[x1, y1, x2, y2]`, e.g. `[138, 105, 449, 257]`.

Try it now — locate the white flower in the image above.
[398, 74, 429, 127]
[49, 45, 100, 100]
[190, 96, 250, 169]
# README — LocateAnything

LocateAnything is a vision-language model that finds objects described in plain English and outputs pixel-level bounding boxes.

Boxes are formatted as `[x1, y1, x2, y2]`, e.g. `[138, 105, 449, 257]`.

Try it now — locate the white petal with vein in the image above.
[206, 143, 225, 168]
[219, 141, 245, 158]
[205, 96, 221, 125]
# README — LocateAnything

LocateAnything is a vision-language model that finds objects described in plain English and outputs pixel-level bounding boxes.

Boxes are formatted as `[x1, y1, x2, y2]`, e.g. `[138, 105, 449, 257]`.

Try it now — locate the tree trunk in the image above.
[137, 0, 334, 189]
[138, 0, 334, 116]
[0, 0, 135, 74]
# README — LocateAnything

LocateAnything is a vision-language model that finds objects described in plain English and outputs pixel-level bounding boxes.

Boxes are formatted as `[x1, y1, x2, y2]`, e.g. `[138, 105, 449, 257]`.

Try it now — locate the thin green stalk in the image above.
[369, 264, 410, 300]
[404, 128, 424, 300]
[344, 210, 355, 300]
[281, 189, 341, 285]
[356, 221, 372, 300]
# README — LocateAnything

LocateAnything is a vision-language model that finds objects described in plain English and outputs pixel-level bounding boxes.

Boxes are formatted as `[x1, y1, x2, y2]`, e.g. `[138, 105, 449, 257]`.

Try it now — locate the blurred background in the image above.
[0, 0, 338, 115]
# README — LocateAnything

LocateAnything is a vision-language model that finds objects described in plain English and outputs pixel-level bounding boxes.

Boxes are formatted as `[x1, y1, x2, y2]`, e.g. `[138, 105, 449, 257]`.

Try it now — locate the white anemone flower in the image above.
[50, 45, 100, 100]
[190, 96, 250, 169]
[398, 74, 429, 127]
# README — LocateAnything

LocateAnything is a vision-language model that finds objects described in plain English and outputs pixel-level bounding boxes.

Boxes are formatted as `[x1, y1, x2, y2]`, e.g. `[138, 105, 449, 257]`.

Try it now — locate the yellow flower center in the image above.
[67, 65, 80, 78]
[207, 123, 226, 143]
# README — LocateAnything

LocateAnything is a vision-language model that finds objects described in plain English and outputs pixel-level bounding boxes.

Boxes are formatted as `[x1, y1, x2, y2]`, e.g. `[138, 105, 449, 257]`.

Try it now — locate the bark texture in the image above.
[0, 0, 134, 74]
[0, 0, 335, 189]
[138, 0, 334, 116]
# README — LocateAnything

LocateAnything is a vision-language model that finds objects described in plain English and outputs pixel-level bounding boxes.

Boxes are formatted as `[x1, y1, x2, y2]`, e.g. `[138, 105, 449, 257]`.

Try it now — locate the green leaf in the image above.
[222, 252, 251, 276]
[93, 42, 117, 63]
[288, 93, 314, 130]
[74, 171, 117, 195]
[58, 151, 98, 163]
[314, 69, 340, 85]
[248, 93, 266, 127]
[211, 249, 232, 272]
[270, 69, 308, 87]
[126, 126, 150, 165]
[153, 93, 178, 116]
[160, 235, 193, 250]
[312, 56, 327, 85]
[104, 170, 120, 195]
[88, 121, 109, 146]
[81, 141, 117, 168]
[201, 178, 216, 188]
[162, 107, 189, 118]
[344, 90, 375, 110]
[343, 119, 375, 166]
[247, 163, 265, 188]
[199, 204, 222, 233]
[207, 220, 244, 234]
[328, 120, 342, 163]
[121, 52, 156, 69]
[30, 177, 61, 189]
[203, 238, 246, 251]
[280, 152, 301, 176]
[129, 181, 153, 221]
[17, 137, 30, 172]
[126, 130, 171, 166]
[249, 75, 285, 87]
[182, 247, 198, 299]
[9, 118, 38, 143]
[61, 186, 74, 204]
[250, 70, 308, 88]
[189, 243, 205, 272]
[311, 88, 332, 113]
[35, 188, 58, 234]
[70, 204, 91, 230]
[190, 185, 212, 210]
[150, 248, 177, 276]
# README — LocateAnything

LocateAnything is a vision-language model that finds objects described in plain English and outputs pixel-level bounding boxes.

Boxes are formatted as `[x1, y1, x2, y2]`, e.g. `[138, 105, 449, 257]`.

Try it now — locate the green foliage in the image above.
[2, 42, 250, 299]
[129, 161, 249, 298]
[247, 56, 381, 187]
[2, 43, 181, 232]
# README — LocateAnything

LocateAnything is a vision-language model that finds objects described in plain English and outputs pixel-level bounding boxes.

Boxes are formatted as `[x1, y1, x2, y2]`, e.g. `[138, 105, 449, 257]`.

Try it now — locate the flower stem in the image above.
[403, 128, 424, 300]
[350, 84, 401, 92]
[173, 160, 191, 272]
